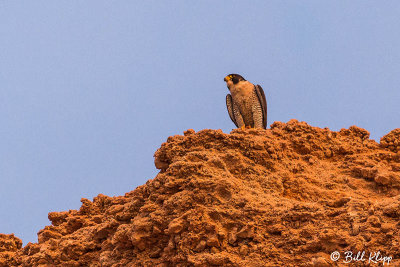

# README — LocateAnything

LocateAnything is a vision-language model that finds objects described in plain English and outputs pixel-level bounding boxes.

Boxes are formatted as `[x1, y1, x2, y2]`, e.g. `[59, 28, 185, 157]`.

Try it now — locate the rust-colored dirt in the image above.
[1, 120, 400, 266]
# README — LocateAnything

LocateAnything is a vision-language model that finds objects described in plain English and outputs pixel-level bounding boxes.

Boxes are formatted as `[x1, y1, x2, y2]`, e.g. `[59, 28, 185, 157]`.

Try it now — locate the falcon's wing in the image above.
[226, 94, 238, 128]
[254, 85, 268, 129]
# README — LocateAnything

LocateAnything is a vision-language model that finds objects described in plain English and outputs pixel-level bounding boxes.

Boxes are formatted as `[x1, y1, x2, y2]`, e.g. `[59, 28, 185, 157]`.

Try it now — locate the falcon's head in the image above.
[224, 74, 246, 88]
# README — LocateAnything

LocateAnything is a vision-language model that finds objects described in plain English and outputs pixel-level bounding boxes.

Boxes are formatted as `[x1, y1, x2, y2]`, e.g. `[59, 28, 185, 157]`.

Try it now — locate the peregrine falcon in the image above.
[224, 74, 267, 129]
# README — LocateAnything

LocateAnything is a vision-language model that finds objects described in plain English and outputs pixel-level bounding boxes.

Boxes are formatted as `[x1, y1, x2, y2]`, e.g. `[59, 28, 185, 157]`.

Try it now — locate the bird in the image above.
[224, 74, 267, 129]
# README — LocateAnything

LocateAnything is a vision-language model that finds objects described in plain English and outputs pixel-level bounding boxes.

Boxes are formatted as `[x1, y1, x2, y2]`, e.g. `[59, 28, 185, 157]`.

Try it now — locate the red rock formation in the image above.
[1, 120, 400, 266]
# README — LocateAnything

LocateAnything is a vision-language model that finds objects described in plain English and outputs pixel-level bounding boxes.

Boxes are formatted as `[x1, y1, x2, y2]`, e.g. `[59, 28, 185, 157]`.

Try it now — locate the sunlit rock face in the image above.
[1, 120, 400, 266]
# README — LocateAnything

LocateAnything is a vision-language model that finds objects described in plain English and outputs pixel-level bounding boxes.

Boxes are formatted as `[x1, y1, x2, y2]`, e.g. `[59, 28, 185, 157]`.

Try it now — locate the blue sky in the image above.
[1, 1, 399, 244]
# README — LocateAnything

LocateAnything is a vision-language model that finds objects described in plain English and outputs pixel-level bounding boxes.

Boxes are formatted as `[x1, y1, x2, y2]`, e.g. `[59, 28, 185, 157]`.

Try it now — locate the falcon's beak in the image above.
[224, 76, 230, 82]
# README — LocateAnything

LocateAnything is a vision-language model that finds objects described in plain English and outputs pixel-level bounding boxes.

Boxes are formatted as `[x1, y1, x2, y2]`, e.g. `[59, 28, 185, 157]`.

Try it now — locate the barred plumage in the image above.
[224, 74, 267, 129]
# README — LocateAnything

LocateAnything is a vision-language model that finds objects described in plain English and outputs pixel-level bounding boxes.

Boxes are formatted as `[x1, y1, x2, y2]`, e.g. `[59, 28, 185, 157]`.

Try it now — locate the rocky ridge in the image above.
[1, 120, 400, 266]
